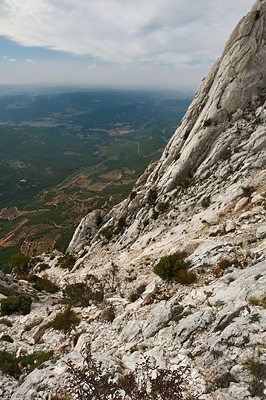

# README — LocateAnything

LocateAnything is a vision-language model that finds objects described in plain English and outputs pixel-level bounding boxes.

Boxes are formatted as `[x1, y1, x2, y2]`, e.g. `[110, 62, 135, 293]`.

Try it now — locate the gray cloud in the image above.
[0, 0, 254, 66]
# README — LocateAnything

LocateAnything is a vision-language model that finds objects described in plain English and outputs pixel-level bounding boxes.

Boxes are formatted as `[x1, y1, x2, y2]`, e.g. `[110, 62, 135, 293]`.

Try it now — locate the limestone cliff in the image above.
[68, 0, 266, 256]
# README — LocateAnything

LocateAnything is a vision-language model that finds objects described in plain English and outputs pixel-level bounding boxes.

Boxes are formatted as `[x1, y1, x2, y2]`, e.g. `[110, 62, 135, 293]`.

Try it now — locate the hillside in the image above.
[0, 91, 190, 266]
[0, 1, 266, 399]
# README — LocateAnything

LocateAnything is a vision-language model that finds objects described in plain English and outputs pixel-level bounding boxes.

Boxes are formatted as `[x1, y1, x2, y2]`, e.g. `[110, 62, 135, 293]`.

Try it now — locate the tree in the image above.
[10, 253, 30, 274]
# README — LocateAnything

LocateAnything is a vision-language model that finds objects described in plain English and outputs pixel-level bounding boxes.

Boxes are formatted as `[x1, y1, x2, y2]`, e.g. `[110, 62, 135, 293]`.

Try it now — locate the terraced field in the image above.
[0, 89, 191, 270]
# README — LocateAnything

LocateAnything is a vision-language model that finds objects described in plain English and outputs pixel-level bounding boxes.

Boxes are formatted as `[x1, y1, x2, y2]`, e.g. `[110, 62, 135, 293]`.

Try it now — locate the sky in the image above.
[0, 0, 255, 91]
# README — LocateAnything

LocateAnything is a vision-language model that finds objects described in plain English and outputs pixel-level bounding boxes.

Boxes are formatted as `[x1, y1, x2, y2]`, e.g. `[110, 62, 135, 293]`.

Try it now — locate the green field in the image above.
[0, 89, 191, 269]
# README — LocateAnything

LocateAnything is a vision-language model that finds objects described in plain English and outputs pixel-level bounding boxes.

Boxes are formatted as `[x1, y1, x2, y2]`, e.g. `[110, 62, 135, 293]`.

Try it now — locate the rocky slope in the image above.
[0, 1, 266, 399]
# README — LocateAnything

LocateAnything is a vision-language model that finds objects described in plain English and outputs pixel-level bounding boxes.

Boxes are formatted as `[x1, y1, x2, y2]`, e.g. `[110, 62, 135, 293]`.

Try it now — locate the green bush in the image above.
[0, 350, 20, 378]
[18, 350, 54, 373]
[28, 275, 39, 282]
[220, 148, 232, 161]
[0, 334, 14, 343]
[152, 211, 159, 220]
[63, 276, 104, 307]
[203, 118, 212, 127]
[50, 306, 80, 333]
[148, 190, 157, 204]
[0, 349, 54, 378]
[10, 253, 31, 274]
[32, 276, 59, 293]
[201, 196, 211, 209]
[154, 251, 190, 281]
[57, 254, 76, 270]
[1, 295, 33, 316]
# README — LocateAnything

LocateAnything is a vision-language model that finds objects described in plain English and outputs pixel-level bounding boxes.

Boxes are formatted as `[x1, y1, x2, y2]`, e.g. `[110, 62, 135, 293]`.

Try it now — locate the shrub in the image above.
[63, 275, 104, 306]
[242, 186, 255, 198]
[0, 350, 20, 378]
[28, 275, 39, 282]
[220, 148, 232, 161]
[128, 284, 146, 303]
[0, 334, 14, 343]
[152, 211, 159, 220]
[0, 349, 54, 378]
[227, 276, 235, 284]
[248, 293, 266, 308]
[50, 306, 80, 333]
[10, 253, 30, 274]
[32, 276, 59, 293]
[38, 263, 50, 272]
[100, 306, 115, 322]
[58, 254, 76, 270]
[18, 350, 54, 373]
[154, 251, 190, 281]
[201, 196, 211, 209]
[63, 282, 90, 306]
[1, 295, 33, 316]
[148, 190, 157, 204]
[248, 296, 260, 306]
[244, 354, 266, 396]
[63, 343, 196, 400]
[218, 258, 238, 270]
[175, 270, 197, 285]
[203, 118, 212, 127]
[250, 313, 261, 323]
[130, 191, 136, 201]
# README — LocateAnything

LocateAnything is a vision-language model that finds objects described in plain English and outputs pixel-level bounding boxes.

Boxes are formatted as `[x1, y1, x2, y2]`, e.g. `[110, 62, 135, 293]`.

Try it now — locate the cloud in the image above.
[25, 59, 36, 63]
[8, 58, 16, 61]
[0, 0, 254, 68]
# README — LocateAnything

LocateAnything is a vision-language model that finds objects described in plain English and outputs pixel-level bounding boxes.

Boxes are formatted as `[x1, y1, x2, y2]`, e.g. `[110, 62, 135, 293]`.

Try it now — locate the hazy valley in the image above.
[0, 90, 191, 269]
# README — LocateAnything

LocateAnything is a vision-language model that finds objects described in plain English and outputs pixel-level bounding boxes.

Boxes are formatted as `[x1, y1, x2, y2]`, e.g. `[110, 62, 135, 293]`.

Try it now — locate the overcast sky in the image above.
[0, 0, 255, 91]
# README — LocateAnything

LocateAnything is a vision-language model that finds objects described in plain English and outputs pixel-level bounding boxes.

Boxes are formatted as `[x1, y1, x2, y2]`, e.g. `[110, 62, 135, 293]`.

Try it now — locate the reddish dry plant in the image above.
[65, 344, 198, 400]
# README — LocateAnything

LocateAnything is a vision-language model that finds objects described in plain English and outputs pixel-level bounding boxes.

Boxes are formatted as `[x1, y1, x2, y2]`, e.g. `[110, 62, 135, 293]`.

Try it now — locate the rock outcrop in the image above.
[1, 1, 266, 399]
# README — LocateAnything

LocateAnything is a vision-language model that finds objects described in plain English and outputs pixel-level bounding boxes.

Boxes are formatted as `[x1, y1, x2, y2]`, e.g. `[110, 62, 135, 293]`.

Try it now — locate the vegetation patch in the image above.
[63, 279, 104, 306]
[1, 295, 33, 316]
[57, 254, 76, 270]
[248, 293, 266, 308]
[201, 196, 211, 209]
[62, 343, 195, 400]
[29, 275, 59, 293]
[0, 349, 54, 378]
[148, 190, 157, 204]
[220, 148, 232, 161]
[10, 253, 31, 274]
[154, 251, 191, 281]
[203, 118, 212, 127]
[50, 306, 80, 333]
[0, 334, 14, 343]
[218, 257, 238, 270]
[128, 284, 146, 303]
